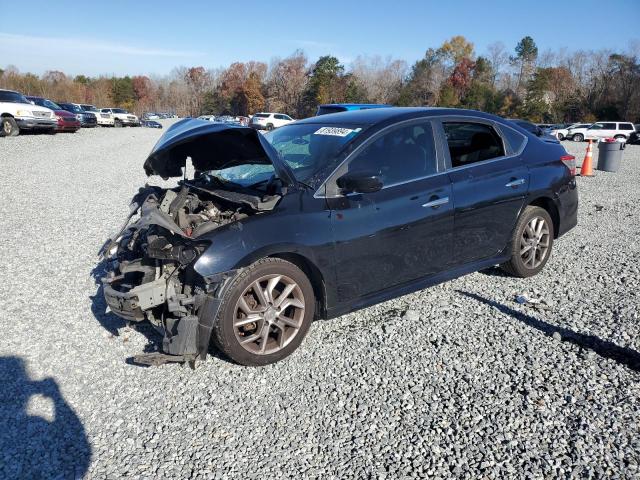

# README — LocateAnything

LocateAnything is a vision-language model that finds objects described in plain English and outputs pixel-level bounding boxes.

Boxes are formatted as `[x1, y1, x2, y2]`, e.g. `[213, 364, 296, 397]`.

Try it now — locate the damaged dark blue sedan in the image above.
[101, 108, 578, 366]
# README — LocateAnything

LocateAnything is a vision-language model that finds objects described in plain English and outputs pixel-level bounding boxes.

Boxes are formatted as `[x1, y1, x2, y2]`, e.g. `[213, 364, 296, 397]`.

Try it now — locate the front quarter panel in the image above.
[193, 190, 336, 298]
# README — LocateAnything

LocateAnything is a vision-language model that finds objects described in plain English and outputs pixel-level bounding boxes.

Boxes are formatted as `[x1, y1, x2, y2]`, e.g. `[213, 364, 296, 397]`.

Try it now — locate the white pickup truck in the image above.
[100, 108, 140, 127]
[1, 89, 56, 136]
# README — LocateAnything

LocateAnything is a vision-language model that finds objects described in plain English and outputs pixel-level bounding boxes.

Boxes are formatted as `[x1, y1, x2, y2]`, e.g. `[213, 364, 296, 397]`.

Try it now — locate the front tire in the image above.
[114, 119, 123, 128]
[557, 133, 565, 140]
[0, 117, 19, 137]
[500, 206, 554, 278]
[211, 258, 315, 366]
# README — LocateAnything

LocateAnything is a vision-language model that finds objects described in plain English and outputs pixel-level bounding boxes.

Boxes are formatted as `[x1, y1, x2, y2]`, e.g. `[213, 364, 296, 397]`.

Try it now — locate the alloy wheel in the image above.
[233, 274, 305, 355]
[3, 120, 11, 135]
[520, 216, 550, 269]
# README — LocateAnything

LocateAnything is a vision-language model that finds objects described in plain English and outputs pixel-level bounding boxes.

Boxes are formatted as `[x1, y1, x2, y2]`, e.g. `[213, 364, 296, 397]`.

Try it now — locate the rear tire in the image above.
[573, 133, 584, 142]
[211, 258, 315, 366]
[500, 206, 554, 278]
[266, 123, 274, 131]
[557, 133, 565, 140]
[0, 117, 19, 137]
[614, 135, 626, 141]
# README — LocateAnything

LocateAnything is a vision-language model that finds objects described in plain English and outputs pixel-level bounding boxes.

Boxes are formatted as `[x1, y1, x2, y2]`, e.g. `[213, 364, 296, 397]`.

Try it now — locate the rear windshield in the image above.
[81, 105, 98, 112]
[316, 106, 346, 116]
[254, 113, 270, 118]
[0, 91, 29, 104]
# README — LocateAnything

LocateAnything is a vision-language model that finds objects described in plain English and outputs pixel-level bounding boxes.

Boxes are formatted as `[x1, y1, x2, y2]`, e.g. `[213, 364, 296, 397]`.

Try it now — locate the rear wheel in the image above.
[500, 206, 554, 278]
[557, 133, 565, 140]
[266, 123, 274, 131]
[573, 133, 584, 142]
[211, 258, 315, 366]
[0, 117, 19, 137]
[614, 135, 626, 141]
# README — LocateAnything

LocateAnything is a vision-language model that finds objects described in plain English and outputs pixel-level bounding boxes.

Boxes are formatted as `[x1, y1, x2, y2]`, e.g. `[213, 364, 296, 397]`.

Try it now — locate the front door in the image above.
[327, 120, 454, 301]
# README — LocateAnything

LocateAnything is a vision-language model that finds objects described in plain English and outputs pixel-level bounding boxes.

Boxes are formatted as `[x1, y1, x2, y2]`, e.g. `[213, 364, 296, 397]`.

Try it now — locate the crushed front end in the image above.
[100, 183, 258, 365]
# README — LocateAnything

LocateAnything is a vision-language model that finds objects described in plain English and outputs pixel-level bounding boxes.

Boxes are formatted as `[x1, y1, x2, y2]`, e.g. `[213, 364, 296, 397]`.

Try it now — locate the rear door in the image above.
[326, 119, 453, 300]
[437, 118, 530, 265]
[588, 122, 616, 140]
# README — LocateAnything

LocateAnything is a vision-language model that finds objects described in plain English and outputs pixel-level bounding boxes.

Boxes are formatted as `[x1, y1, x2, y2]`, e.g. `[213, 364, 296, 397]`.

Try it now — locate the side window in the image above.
[619, 123, 633, 131]
[590, 123, 603, 130]
[499, 125, 527, 153]
[602, 122, 616, 129]
[443, 122, 505, 168]
[274, 114, 287, 120]
[348, 122, 437, 186]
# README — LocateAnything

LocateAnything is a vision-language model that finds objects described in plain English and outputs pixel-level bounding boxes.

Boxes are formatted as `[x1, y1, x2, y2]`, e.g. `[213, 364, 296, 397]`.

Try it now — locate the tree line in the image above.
[1, 35, 638, 122]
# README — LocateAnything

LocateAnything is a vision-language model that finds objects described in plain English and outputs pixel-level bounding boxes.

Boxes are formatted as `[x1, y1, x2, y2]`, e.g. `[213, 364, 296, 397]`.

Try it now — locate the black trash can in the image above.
[597, 140, 625, 172]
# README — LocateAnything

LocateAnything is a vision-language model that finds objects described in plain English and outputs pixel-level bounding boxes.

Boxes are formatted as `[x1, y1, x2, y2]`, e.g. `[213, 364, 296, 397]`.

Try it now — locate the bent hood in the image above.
[143, 118, 295, 185]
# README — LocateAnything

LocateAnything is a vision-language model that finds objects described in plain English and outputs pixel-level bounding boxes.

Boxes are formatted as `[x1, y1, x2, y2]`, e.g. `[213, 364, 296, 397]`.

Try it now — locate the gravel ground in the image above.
[1, 124, 639, 479]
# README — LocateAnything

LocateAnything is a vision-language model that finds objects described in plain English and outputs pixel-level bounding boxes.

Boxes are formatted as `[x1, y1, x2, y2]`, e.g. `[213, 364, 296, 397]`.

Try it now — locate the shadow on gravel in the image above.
[478, 266, 510, 278]
[90, 261, 163, 355]
[458, 291, 640, 373]
[0, 356, 92, 479]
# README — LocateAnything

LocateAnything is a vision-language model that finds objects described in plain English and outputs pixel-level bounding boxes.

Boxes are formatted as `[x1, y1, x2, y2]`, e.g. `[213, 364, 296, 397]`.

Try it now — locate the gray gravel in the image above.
[1, 126, 639, 479]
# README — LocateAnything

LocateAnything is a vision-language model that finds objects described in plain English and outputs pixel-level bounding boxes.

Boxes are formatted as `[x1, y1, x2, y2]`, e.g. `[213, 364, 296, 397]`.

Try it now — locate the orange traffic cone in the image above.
[580, 140, 594, 177]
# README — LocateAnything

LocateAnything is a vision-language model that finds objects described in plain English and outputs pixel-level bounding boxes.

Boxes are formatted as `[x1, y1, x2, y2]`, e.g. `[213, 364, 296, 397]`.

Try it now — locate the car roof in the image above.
[319, 103, 391, 108]
[296, 106, 501, 127]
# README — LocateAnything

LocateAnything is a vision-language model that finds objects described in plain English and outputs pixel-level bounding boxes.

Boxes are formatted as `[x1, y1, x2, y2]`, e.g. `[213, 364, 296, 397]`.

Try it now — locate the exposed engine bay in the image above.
[100, 179, 281, 365]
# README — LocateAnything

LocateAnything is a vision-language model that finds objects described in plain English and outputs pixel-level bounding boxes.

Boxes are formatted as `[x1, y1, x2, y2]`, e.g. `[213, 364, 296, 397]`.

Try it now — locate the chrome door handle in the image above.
[422, 196, 449, 208]
[505, 178, 525, 188]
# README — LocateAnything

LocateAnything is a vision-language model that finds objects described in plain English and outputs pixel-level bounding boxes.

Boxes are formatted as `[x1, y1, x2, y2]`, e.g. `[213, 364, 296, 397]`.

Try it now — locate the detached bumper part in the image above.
[102, 271, 230, 366]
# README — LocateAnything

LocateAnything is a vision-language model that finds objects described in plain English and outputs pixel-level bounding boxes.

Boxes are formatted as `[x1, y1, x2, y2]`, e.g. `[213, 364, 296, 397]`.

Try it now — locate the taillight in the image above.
[561, 154, 576, 176]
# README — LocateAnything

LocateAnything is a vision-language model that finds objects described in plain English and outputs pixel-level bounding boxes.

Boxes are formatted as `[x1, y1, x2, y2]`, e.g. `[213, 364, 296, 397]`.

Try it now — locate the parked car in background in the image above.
[100, 108, 140, 127]
[316, 103, 392, 116]
[101, 107, 578, 366]
[80, 104, 112, 126]
[26, 96, 80, 133]
[582, 121, 635, 142]
[548, 123, 587, 140]
[141, 119, 162, 129]
[628, 127, 640, 145]
[57, 102, 97, 127]
[197, 115, 216, 121]
[0, 89, 56, 136]
[563, 123, 592, 141]
[507, 119, 559, 142]
[143, 112, 160, 120]
[249, 112, 294, 130]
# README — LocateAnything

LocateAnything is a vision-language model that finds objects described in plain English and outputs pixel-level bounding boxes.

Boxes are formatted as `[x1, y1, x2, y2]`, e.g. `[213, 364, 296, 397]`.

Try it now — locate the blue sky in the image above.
[1, 0, 638, 76]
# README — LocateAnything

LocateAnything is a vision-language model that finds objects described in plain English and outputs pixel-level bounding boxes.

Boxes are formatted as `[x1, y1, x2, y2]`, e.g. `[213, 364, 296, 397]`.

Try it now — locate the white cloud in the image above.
[0, 32, 204, 58]
[0, 32, 208, 75]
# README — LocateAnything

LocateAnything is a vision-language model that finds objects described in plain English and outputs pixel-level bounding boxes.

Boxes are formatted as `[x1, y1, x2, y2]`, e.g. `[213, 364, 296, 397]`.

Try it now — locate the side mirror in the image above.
[336, 171, 383, 194]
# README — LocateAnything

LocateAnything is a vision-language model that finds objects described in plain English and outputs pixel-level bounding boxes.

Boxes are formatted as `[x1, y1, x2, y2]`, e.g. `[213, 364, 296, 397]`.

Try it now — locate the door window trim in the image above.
[434, 116, 528, 172]
[314, 117, 445, 198]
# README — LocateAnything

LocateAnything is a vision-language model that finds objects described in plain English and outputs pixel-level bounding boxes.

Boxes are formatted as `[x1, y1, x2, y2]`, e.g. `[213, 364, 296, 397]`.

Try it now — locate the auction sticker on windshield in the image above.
[314, 127, 360, 137]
